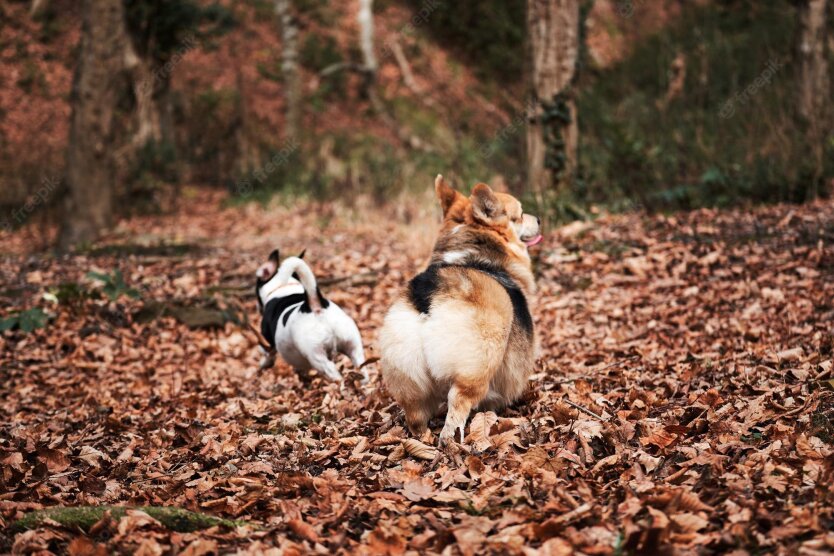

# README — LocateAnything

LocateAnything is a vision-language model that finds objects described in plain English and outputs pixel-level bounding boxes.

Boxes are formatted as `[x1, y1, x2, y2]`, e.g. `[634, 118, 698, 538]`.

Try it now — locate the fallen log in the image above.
[10, 505, 250, 533]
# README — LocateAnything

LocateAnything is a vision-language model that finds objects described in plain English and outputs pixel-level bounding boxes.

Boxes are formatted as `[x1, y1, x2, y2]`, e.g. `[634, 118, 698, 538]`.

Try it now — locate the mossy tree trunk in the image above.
[526, 0, 580, 196]
[10, 506, 250, 534]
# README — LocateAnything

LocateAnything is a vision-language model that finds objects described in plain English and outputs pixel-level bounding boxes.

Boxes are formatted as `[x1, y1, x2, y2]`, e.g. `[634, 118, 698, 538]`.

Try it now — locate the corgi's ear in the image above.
[470, 183, 507, 225]
[268, 249, 280, 264]
[435, 174, 464, 219]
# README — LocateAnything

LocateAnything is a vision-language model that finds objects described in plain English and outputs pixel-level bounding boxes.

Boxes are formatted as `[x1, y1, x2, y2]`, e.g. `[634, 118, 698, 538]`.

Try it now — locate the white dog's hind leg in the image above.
[259, 346, 276, 370]
[344, 340, 367, 383]
[304, 347, 343, 382]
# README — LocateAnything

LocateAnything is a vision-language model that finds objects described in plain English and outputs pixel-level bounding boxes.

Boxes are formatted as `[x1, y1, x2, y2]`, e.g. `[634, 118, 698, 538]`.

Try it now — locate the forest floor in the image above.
[2, 189, 834, 555]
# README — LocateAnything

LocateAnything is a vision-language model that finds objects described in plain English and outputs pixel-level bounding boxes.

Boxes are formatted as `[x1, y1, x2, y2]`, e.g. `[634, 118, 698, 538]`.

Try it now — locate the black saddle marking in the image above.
[408, 262, 533, 337]
[260, 290, 331, 348]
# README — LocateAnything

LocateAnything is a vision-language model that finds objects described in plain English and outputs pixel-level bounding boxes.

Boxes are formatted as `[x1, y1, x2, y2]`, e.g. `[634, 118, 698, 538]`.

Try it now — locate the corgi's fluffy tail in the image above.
[275, 256, 322, 312]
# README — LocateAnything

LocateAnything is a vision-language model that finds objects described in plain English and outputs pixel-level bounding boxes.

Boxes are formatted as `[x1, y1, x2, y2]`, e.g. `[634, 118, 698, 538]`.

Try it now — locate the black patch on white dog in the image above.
[408, 262, 533, 338]
[261, 291, 332, 347]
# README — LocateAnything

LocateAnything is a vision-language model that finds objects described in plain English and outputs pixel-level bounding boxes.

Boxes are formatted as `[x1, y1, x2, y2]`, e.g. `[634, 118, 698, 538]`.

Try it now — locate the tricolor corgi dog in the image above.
[256, 250, 367, 383]
[379, 176, 542, 445]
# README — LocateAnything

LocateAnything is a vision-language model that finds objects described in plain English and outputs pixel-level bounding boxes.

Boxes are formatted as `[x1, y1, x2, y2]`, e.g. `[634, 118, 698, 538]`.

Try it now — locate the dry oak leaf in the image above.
[796, 434, 830, 459]
[287, 518, 320, 543]
[67, 536, 109, 556]
[466, 411, 499, 452]
[777, 347, 804, 363]
[366, 526, 407, 556]
[639, 427, 678, 449]
[37, 448, 70, 472]
[374, 427, 405, 446]
[117, 510, 162, 535]
[180, 539, 219, 556]
[671, 512, 709, 533]
[13, 529, 69, 555]
[522, 446, 563, 476]
[538, 537, 574, 556]
[401, 477, 436, 502]
[77, 446, 111, 469]
[401, 438, 438, 460]
[338, 435, 366, 447]
[649, 489, 714, 512]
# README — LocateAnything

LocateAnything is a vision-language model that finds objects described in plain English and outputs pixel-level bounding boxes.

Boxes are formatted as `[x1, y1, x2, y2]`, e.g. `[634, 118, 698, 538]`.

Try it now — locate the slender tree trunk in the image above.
[526, 0, 579, 196]
[357, 0, 377, 97]
[230, 35, 261, 178]
[798, 0, 830, 122]
[275, 0, 301, 141]
[130, 55, 163, 147]
[30, 0, 48, 18]
[797, 0, 830, 194]
[59, 0, 130, 249]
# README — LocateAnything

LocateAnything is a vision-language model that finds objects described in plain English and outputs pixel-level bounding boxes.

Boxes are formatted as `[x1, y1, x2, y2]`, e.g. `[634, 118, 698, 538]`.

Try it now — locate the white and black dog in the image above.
[255, 250, 367, 383]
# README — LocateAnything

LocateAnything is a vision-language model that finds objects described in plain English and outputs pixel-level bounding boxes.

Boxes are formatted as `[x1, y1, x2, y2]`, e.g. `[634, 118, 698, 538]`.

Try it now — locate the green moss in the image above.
[10, 506, 251, 534]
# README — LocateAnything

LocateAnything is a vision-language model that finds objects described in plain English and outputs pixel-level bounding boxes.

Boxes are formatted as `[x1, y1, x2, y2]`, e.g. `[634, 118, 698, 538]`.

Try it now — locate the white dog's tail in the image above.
[276, 256, 322, 312]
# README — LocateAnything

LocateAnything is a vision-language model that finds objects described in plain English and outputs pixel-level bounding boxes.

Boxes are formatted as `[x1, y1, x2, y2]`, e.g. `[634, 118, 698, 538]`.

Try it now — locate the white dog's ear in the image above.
[470, 183, 507, 225]
[435, 174, 464, 219]
[298, 249, 306, 259]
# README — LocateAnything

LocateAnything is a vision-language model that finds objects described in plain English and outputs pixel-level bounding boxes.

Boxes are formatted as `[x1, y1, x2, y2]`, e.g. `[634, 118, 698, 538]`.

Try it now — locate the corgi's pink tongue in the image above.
[524, 234, 543, 247]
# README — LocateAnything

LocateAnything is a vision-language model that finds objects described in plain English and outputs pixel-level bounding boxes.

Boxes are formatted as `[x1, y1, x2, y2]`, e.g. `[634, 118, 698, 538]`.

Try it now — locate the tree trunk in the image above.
[59, 0, 130, 249]
[357, 0, 377, 97]
[230, 35, 261, 178]
[30, 0, 48, 18]
[797, 0, 830, 194]
[129, 53, 163, 147]
[798, 0, 830, 122]
[275, 0, 301, 141]
[526, 0, 580, 196]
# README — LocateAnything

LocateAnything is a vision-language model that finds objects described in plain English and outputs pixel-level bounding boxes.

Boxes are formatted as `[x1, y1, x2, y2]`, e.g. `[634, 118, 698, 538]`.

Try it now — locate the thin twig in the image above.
[564, 399, 607, 422]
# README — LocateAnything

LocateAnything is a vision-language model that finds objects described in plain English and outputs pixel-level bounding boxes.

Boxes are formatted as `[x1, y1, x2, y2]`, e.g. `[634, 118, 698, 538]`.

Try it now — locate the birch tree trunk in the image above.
[59, 0, 130, 249]
[275, 0, 301, 141]
[526, 0, 580, 196]
[357, 0, 377, 97]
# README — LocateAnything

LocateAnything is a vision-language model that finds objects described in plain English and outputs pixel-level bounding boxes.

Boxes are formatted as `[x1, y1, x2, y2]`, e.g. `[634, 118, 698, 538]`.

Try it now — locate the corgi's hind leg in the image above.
[439, 381, 489, 445]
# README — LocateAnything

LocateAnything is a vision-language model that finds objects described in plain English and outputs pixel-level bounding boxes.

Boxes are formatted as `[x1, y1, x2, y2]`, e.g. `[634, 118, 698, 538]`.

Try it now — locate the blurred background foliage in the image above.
[576, 0, 833, 213]
[1, 0, 832, 229]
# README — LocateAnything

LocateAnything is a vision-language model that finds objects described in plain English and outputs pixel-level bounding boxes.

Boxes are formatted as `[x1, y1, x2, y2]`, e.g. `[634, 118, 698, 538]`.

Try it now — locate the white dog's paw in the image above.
[258, 347, 276, 370]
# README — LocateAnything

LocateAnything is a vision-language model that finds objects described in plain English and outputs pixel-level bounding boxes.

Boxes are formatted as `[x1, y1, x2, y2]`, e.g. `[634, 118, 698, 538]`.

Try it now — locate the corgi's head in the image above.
[434, 175, 542, 252]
